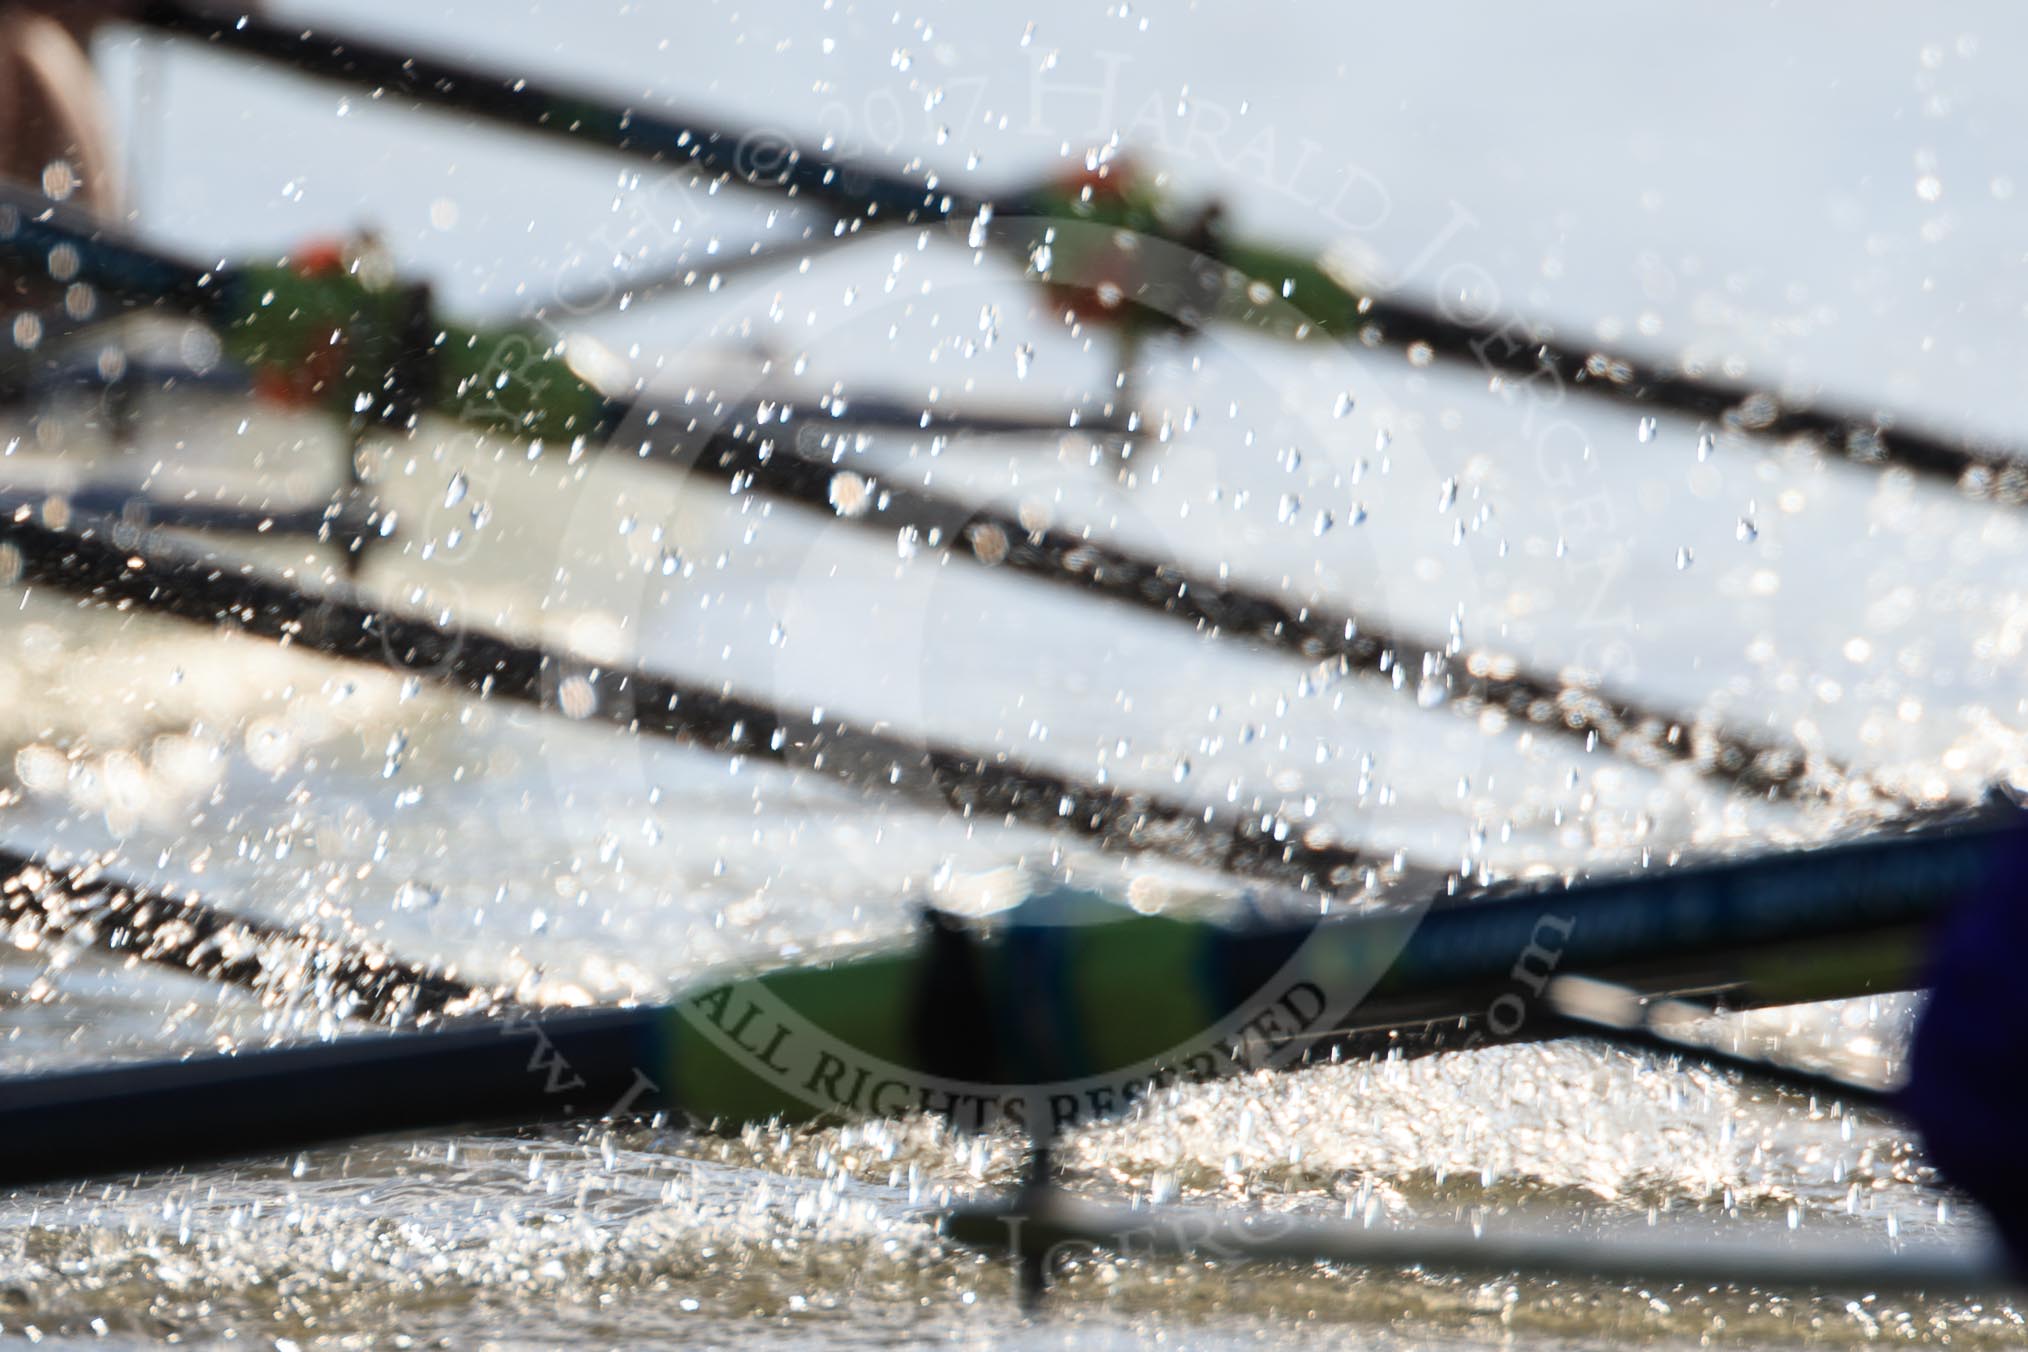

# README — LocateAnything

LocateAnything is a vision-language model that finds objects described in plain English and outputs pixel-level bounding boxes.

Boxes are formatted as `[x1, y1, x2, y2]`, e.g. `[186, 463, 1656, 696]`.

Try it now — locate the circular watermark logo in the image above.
[497, 169, 1502, 1127]
[376, 69, 1654, 1125]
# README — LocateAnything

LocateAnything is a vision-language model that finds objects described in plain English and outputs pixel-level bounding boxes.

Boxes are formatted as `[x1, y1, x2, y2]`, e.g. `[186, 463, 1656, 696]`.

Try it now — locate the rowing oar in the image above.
[0, 846, 482, 1025]
[0, 513, 1397, 897]
[0, 796, 2005, 1189]
[2, 338, 1121, 445]
[1543, 974, 1897, 1112]
[0, 480, 376, 546]
[0, 348, 250, 407]
[941, 1192, 2017, 1299]
[134, 2, 2027, 498]
[0, 188, 1834, 799]
[968, 981, 1913, 1311]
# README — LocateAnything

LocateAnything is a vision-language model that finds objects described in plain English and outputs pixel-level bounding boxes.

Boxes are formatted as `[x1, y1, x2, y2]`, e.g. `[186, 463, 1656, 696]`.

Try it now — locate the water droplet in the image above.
[381, 730, 408, 779]
[395, 881, 441, 911]
[443, 471, 468, 508]
[829, 471, 872, 517]
[968, 522, 1009, 566]
[1676, 546, 1694, 570]
[557, 674, 597, 720]
[39, 159, 74, 201]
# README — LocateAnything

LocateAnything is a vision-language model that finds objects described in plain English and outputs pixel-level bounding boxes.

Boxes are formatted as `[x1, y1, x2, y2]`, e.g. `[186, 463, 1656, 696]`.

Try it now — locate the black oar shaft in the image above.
[1544, 975, 1898, 1112]
[0, 484, 358, 542]
[139, 1, 966, 225]
[1360, 297, 2017, 496]
[0, 516, 1377, 895]
[0, 189, 215, 312]
[668, 422, 1825, 798]
[0, 850, 480, 1024]
[0, 1005, 663, 1189]
[947, 1194, 2016, 1296]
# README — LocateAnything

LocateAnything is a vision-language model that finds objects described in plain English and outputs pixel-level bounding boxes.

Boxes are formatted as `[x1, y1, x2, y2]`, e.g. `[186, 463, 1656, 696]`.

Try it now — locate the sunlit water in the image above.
[5, 2, 2028, 1346]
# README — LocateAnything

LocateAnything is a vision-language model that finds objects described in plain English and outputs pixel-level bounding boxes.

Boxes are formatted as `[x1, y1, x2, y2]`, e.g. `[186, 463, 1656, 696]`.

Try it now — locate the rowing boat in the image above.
[0, 791, 2003, 1188]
